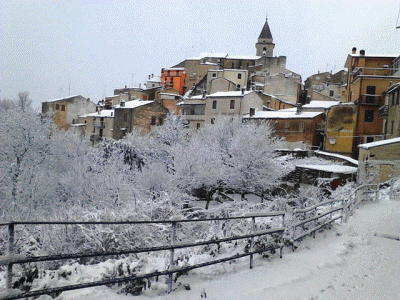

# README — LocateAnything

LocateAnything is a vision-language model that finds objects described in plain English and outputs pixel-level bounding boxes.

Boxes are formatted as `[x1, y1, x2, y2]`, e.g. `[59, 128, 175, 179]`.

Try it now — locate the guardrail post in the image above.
[312, 208, 316, 238]
[168, 221, 176, 293]
[249, 216, 255, 269]
[280, 214, 285, 258]
[7, 223, 15, 290]
[390, 178, 394, 201]
[292, 212, 296, 252]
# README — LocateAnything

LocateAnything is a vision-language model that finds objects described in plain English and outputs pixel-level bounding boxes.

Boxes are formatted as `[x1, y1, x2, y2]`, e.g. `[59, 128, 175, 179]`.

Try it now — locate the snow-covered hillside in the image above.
[26, 188, 399, 300]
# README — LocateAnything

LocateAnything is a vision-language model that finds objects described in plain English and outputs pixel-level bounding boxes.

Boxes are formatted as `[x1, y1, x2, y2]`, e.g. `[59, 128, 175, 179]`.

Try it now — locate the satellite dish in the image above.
[329, 137, 336, 145]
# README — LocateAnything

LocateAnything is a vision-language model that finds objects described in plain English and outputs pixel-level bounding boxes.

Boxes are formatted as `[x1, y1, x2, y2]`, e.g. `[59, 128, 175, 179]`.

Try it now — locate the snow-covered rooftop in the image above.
[282, 101, 341, 112]
[314, 150, 358, 166]
[114, 100, 154, 109]
[243, 110, 324, 119]
[296, 164, 358, 174]
[44, 95, 82, 103]
[80, 109, 114, 118]
[358, 137, 400, 150]
[147, 76, 161, 82]
[207, 91, 253, 98]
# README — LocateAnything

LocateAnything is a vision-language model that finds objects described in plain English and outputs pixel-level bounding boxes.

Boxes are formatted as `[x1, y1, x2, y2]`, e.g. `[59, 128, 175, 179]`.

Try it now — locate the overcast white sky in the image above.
[1, 0, 400, 109]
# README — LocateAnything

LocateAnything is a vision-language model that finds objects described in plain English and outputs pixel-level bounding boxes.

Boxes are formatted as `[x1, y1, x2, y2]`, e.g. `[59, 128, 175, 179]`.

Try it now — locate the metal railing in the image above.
[291, 199, 344, 251]
[0, 212, 285, 300]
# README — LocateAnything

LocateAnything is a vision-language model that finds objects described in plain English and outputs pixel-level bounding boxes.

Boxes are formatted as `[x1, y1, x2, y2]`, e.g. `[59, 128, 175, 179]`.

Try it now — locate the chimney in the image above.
[202, 90, 206, 98]
[241, 88, 245, 95]
[360, 49, 365, 56]
[125, 85, 127, 88]
[352, 47, 357, 54]
[249, 107, 255, 117]
[296, 104, 302, 114]
[148, 75, 151, 80]
[151, 74, 154, 78]
[120, 100, 125, 107]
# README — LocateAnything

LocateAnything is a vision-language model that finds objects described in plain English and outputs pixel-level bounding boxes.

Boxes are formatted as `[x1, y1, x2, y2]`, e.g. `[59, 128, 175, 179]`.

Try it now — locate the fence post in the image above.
[292, 211, 296, 252]
[7, 223, 15, 290]
[280, 214, 285, 258]
[249, 217, 255, 269]
[390, 178, 394, 201]
[168, 221, 176, 293]
[312, 208, 316, 238]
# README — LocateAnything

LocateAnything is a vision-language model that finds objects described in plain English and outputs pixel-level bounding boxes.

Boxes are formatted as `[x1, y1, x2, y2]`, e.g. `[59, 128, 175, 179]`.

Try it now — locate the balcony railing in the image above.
[358, 95, 382, 106]
[379, 105, 389, 118]
[352, 67, 397, 82]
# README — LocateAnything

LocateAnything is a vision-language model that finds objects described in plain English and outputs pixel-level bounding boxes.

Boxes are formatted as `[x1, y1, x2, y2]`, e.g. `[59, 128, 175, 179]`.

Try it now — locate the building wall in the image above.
[209, 77, 237, 94]
[386, 87, 400, 138]
[263, 73, 300, 104]
[324, 104, 357, 156]
[42, 96, 96, 130]
[160, 68, 186, 95]
[204, 92, 263, 124]
[184, 60, 219, 90]
[206, 69, 248, 94]
[113, 102, 169, 139]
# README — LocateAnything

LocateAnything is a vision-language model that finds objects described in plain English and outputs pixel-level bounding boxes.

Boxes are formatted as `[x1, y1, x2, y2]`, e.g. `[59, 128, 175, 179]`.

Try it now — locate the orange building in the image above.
[344, 49, 400, 156]
[160, 68, 186, 95]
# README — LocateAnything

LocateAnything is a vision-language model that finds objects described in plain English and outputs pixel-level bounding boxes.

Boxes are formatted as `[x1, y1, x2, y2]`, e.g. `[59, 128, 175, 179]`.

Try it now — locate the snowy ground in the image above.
[29, 188, 400, 300]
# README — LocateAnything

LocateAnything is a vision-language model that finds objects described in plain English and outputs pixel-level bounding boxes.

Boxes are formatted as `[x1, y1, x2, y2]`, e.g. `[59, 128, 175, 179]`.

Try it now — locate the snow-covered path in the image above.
[41, 193, 400, 300]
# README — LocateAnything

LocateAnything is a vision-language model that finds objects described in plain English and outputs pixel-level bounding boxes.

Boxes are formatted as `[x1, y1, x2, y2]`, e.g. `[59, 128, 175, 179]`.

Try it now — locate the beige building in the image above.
[358, 137, 400, 183]
[77, 109, 115, 145]
[206, 69, 248, 94]
[42, 95, 96, 130]
[205, 90, 263, 124]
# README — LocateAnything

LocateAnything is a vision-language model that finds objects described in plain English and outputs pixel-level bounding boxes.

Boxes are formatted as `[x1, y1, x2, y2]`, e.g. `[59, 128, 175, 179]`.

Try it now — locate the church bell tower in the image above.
[255, 18, 275, 57]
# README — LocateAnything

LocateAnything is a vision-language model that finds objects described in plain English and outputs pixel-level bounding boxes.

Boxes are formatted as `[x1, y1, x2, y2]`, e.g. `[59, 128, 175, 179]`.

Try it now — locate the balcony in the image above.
[379, 105, 389, 118]
[352, 67, 396, 82]
[358, 95, 382, 106]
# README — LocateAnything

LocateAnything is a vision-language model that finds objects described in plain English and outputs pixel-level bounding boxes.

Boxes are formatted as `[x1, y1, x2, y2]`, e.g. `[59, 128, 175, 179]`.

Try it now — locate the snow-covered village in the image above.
[1, 1, 400, 299]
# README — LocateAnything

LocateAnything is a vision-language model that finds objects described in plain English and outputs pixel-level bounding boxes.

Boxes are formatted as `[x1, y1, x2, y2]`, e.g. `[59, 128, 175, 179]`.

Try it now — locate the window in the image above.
[55, 104, 60, 110]
[391, 93, 395, 105]
[238, 73, 242, 79]
[230, 100, 235, 109]
[61, 105, 65, 111]
[231, 63, 234, 69]
[176, 70, 179, 76]
[167, 70, 170, 76]
[329, 90, 334, 97]
[237, 85, 241, 90]
[364, 110, 374, 122]
[366, 136, 374, 143]
[366, 86, 376, 103]
[212, 100, 217, 109]
[211, 118, 215, 124]
[158, 117, 163, 125]
[396, 90, 400, 105]
[391, 120, 395, 134]
[299, 122, 304, 132]
[197, 123, 201, 129]
[170, 77, 174, 85]
[151, 116, 156, 125]
[212, 73, 216, 77]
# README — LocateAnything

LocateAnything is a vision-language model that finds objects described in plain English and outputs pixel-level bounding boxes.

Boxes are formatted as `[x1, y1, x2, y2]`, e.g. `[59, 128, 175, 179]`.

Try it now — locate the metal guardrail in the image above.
[291, 199, 345, 251]
[0, 212, 285, 300]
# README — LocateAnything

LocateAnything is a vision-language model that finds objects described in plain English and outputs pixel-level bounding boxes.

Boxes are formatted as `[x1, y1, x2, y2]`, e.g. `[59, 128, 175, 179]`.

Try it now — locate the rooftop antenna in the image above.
[68, 80, 71, 96]
[397, 6, 400, 28]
